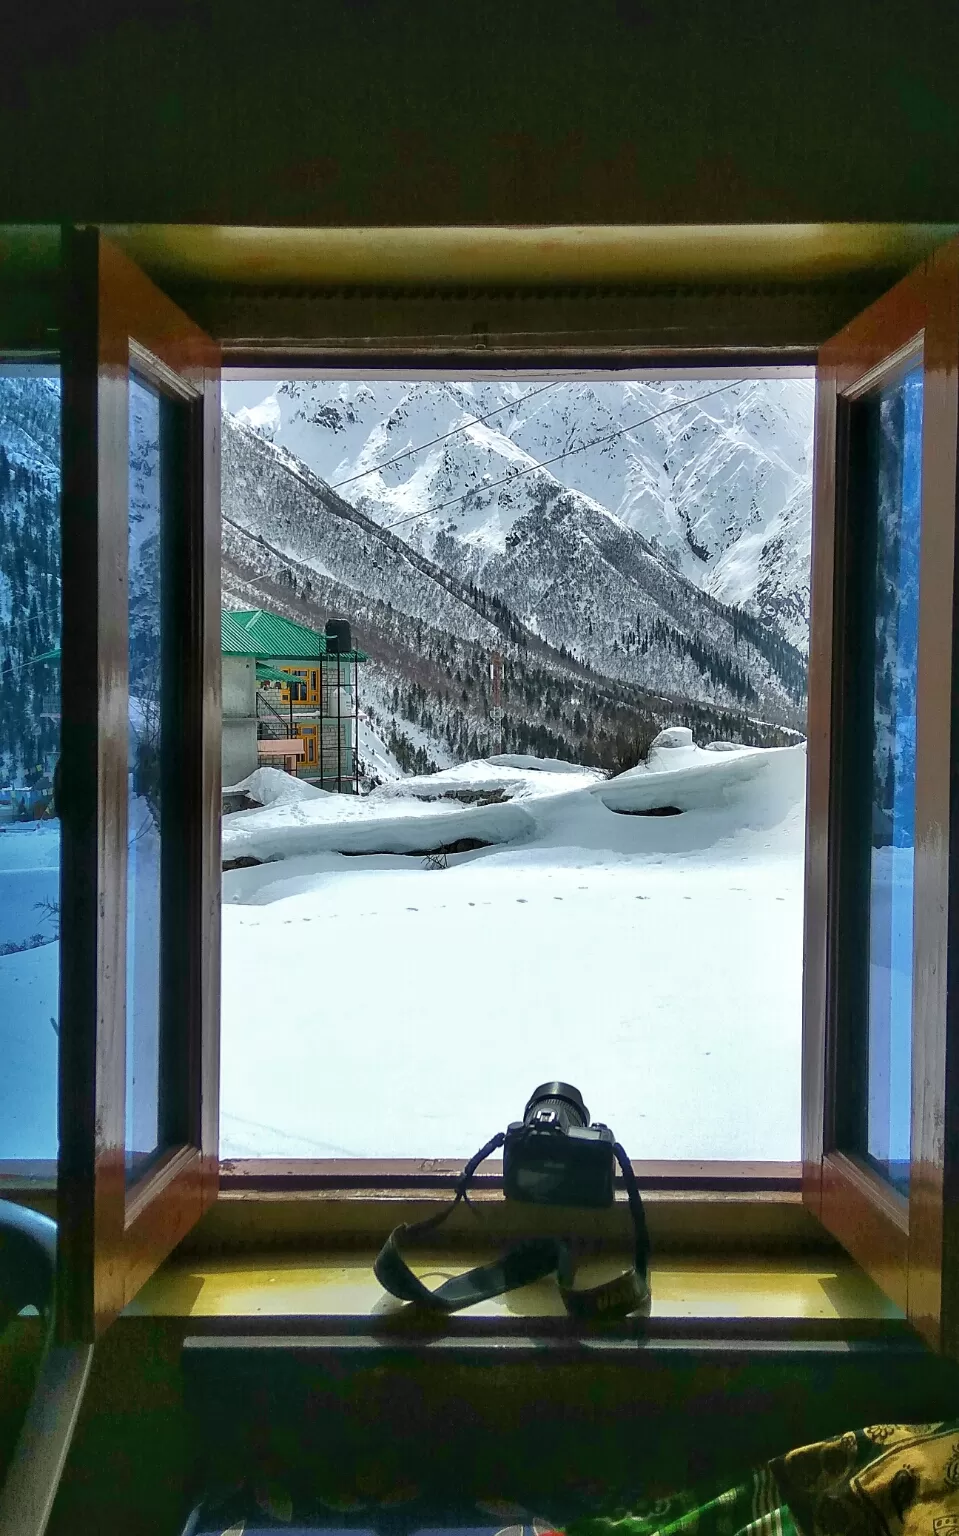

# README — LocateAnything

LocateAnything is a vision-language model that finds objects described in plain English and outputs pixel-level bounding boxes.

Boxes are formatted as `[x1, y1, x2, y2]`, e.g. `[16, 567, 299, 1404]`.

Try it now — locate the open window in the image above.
[803, 237, 959, 1355]
[55, 228, 222, 1339]
[2, 224, 959, 1355]
[217, 364, 812, 1177]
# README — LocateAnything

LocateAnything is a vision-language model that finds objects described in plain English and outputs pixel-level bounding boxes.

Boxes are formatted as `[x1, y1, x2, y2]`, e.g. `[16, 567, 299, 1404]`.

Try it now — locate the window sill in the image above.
[3, 1177, 916, 1346]
[173, 1183, 822, 1259]
[122, 1245, 907, 1345]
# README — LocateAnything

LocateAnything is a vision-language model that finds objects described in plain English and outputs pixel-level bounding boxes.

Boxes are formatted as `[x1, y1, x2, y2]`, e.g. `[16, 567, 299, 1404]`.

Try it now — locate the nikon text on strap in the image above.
[374, 1134, 650, 1320]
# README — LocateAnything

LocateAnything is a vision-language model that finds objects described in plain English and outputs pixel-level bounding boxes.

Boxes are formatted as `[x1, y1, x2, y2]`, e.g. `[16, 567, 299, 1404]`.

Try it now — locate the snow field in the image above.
[220, 732, 805, 1161]
[1, 941, 59, 1158]
[0, 733, 807, 1165]
[0, 822, 61, 1158]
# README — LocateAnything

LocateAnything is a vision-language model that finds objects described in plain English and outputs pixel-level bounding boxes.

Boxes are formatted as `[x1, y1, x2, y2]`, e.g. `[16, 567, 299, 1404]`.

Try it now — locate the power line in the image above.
[383, 380, 739, 533]
[332, 381, 558, 490]
[0, 651, 58, 683]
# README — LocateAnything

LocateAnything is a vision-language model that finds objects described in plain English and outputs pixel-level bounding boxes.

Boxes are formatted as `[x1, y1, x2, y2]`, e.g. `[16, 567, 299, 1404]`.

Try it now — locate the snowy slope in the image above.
[225, 377, 814, 649]
[357, 712, 405, 784]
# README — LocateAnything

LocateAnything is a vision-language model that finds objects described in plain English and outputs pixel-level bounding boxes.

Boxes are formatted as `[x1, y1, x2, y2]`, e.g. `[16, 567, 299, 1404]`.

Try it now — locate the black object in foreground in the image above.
[375, 1083, 650, 1320]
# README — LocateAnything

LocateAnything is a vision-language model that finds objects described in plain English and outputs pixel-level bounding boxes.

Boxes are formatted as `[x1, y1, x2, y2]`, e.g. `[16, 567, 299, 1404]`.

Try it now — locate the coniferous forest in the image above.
[0, 376, 60, 786]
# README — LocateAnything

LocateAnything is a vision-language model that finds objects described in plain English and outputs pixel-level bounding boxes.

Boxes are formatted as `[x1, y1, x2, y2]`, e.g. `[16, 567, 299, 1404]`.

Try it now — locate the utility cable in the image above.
[383, 379, 739, 533]
[331, 380, 558, 490]
[0, 651, 58, 683]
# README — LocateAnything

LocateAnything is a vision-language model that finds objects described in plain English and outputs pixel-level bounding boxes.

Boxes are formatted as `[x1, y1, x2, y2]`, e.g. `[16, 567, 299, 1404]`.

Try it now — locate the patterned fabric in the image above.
[569, 1422, 959, 1536]
[772, 1423, 959, 1536]
[566, 1461, 800, 1536]
[180, 1423, 959, 1536]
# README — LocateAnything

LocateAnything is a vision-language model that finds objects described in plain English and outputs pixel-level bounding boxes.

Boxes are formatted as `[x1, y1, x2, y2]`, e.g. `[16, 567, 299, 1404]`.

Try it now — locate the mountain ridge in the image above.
[0, 376, 808, 783]
[221, 408, 806, 727]
[232, 376, 814, 650]
[220, 409, 804, 779]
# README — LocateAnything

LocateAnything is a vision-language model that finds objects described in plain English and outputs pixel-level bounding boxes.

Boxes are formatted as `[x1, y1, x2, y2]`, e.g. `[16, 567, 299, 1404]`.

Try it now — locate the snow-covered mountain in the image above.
[0, 374, 808, 793]
[221, 409, 806, 736]
[229, 377, 814, 650]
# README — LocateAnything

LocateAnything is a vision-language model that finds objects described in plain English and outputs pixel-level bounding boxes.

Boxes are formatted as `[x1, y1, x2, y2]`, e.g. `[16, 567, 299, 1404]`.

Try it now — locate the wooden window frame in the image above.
[56, 227, 222, 1340]
[10, 250, 954, 1307]
[214, 353, 814, 1215]
[803, 237, 959, 1355]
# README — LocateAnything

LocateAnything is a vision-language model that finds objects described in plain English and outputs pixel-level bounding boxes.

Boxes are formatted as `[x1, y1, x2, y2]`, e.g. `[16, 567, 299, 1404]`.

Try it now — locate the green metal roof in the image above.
[254, 661, 300, 686]
[221, 612, 261, 656]
[222, 609, 367, 662]
[230, 609, 325, 659]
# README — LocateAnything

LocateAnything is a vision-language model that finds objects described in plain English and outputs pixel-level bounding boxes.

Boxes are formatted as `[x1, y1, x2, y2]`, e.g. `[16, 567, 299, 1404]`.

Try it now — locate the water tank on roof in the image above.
[325, 619, 352, 655]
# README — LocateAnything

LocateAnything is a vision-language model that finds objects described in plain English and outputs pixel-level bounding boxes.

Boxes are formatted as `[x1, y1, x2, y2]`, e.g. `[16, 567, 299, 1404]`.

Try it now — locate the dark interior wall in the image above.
[5, 0, 959, 226]
[34, 1324, 959, 1536]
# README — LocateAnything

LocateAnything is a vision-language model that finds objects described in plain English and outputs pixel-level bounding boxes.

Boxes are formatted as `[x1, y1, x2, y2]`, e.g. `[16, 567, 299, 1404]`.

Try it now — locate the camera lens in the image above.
[523, 1082, 589, 1132]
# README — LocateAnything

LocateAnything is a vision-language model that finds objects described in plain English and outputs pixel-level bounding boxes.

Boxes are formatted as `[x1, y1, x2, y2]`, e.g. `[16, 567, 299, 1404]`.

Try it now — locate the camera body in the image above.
[503, 1082, 616, 1209]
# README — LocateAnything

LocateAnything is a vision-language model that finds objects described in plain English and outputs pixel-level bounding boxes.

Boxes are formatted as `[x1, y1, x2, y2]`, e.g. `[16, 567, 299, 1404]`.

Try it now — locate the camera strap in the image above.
[374, 1133, 650, 1320]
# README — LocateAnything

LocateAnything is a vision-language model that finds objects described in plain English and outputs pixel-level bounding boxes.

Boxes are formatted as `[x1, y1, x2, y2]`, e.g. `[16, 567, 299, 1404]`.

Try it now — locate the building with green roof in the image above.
[221, 609, 367, 791]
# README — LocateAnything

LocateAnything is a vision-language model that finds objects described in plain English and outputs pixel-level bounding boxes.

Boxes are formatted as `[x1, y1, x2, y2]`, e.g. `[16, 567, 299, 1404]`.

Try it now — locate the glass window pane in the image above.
[860, 363, 923, 1196]
[126, 373, 167, 1182]
[0, 366, 61, 1166]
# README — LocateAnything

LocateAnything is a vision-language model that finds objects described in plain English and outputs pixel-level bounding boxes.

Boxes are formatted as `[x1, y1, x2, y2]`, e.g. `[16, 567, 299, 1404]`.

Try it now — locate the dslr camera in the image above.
[503, 1081, 616, 1209]
[375, 1080, 649, 1319]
